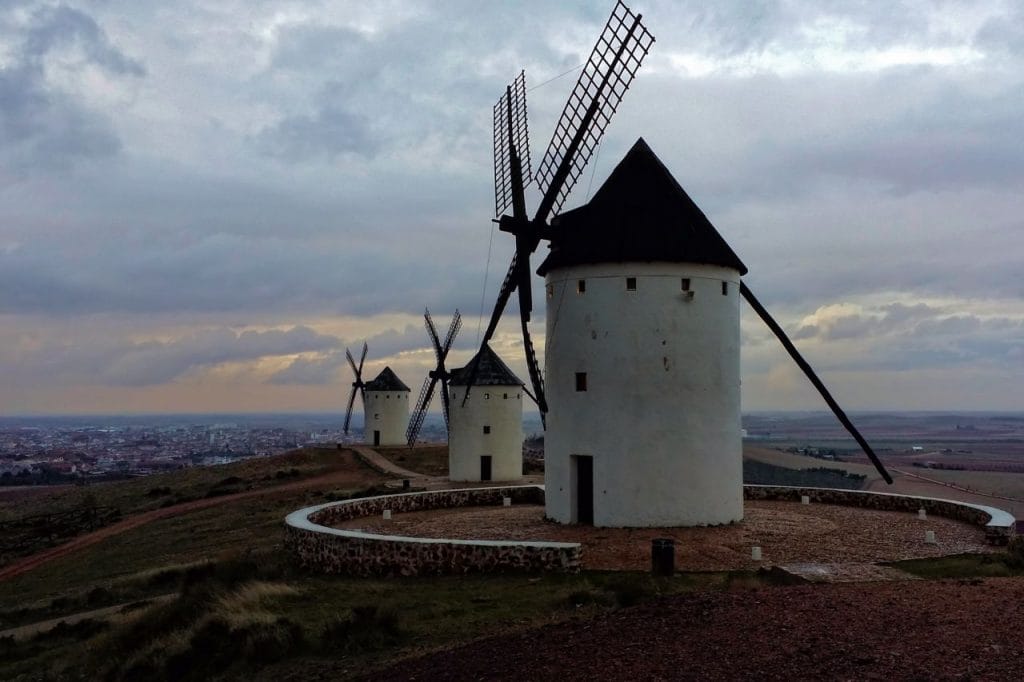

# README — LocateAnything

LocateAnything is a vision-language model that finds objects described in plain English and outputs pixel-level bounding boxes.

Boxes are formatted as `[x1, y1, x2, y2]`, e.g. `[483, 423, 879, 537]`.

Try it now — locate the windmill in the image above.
[470, 2, 892, 526]
[406, 309, 462, 446]
[342, 342, 368, 435]
[463, 0, 655, 424]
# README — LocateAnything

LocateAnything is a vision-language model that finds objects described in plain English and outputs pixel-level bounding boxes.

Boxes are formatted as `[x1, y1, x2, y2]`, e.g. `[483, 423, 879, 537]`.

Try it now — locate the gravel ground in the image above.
[366, 578, 1024, 681]
[337, 500, 992, 571]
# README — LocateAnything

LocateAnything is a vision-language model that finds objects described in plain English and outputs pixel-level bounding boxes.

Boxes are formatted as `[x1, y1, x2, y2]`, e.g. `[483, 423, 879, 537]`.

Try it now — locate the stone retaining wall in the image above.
[284, 485, 580, 577]
[285, 484, 1015, 577]
[744, 485, 1015, 544]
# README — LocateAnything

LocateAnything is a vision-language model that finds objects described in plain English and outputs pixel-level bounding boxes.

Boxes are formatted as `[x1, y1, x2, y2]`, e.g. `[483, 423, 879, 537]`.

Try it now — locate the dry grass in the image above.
[374, 445, 449, 476]
[743, 445, 882, 480]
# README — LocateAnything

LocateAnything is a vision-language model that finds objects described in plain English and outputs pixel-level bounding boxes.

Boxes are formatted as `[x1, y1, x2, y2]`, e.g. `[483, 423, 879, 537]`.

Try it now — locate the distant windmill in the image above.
[469, 1, 892, 527]
[342, 342, 368, 435]
[406, 309, 462, 446]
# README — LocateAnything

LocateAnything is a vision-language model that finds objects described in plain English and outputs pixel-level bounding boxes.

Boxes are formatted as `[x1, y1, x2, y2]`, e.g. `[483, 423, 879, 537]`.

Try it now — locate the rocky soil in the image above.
[367, 577, 1024, 681]
[339, 500, 991, 571]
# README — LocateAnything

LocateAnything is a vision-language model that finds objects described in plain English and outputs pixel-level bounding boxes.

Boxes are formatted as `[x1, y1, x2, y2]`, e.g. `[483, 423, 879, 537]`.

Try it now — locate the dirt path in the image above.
[0, 594, 176, 641]
[368, 577, 1024, 681]
[352, 446, 435, 480]
[0, 461, 390, 584]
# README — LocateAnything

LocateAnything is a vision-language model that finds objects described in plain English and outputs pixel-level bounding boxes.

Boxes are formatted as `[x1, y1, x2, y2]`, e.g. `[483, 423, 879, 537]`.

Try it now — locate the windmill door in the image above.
[373, 431, 380, 446]
[575, 455, 594, 524]
[480, 456, 492, 481]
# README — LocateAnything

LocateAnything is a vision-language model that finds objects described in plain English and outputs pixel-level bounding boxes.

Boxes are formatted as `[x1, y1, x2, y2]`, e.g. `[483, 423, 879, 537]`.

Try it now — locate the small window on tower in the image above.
[721, 281, 728, 295]
[575, 372, 588, 392]
[626, 277, 637, 291]
[484, 393, 490, 400]
[546, 284, 554, 298]
[483, 425, 491, 434]
[681, 278, 691, 291]
[503, 393, 508, 399]
[577, 279, 586, 294]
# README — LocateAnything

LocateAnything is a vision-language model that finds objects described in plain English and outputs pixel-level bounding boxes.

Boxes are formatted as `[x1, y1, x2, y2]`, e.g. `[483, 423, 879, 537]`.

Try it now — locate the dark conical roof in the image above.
[536, 137, 747, 276]
[449, 344, 523, 387]
[364, 366, 410, 392]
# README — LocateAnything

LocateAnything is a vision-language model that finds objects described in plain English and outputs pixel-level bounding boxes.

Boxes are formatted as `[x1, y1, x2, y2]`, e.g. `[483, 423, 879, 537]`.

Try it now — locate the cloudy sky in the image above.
[1, 0, 1022, 416]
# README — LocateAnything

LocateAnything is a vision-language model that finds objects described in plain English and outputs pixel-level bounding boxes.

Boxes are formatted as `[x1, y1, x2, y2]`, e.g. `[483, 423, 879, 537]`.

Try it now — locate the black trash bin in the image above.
[651, 538, 675, 576]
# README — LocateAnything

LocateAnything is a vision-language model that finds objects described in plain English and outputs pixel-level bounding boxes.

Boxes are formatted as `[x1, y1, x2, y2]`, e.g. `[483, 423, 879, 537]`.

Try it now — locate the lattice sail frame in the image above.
[405, 309, 462, 446]
[493, 70, 532, 218]
[535, 0, 654, 217]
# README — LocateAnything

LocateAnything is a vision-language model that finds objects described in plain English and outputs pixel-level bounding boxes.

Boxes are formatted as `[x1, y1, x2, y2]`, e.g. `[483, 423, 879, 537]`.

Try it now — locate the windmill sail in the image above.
[342, 342, 368, 435]
[406, 309, 461, 446]
[464, 0, 654, 418]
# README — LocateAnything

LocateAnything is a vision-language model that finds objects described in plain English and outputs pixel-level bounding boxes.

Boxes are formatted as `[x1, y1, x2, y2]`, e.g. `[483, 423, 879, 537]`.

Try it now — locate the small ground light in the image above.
[503, 497, 512, 507]
[801, 495, 810, 505]
[918, 508, 927, 520]
[751, 546, 762, 561]
[925, 530, 936, 544]
[383, 509, 392, 520]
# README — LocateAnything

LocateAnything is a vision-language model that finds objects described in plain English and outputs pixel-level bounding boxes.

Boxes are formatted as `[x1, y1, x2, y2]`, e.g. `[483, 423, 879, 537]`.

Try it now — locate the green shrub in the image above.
[606, 576, 656, 607]
[566, 589, 607, 608]
[86, 586, 112, 607]
[1005, 536, 1024, 569]
[319, 605, 404, 653]
[34, 617, 109, 642]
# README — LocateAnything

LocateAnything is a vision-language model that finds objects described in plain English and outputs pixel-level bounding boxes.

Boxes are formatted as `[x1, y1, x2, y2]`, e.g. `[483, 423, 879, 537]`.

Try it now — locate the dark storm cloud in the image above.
[0, 3, 144, 172]
[267, 322, 438, 385]
[256, 95, 378, 160]
[2, 1, 1023, 412]
[9, 324, 341, 387]
[0, 228, 489, 317]
[23, 4, 145, 76]
[268, 352, 345, 385]
[974, 6, 1024, 56]
[779, 303, 1024, 373]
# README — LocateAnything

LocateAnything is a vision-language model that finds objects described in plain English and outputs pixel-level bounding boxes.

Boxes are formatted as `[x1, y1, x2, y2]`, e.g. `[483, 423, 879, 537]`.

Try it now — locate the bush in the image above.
[35, 617, 109, 642]
[607, 576, 656, 608]
[86, 586, 112, 607]
[319, 605, 404, 652]
[566, 589, 608, 608]
[1005, 536, 1024, 569]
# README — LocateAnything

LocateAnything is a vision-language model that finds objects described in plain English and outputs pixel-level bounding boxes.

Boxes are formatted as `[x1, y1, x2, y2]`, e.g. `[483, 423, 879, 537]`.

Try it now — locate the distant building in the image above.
[363, 367, 411, 446]
[448, 345, 524, 482]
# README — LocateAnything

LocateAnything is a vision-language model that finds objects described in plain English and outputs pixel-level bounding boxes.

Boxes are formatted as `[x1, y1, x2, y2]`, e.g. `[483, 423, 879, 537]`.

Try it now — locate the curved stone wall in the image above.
[284, 484, 1015, 577]
[284, 485, 581, 576]
[744, 485, 1015, 544]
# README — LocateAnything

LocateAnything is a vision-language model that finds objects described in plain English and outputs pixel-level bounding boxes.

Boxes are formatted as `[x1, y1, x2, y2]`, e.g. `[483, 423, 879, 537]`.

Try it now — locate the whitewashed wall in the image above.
[448, 385, 523, 482]
[543, 262, 743, 526]
[364, 390, 410, 446]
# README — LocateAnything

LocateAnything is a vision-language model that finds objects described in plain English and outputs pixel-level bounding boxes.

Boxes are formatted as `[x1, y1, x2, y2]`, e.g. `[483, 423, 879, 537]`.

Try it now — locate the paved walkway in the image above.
[350, 445, 427, 479]
[777, 562, 920, 583]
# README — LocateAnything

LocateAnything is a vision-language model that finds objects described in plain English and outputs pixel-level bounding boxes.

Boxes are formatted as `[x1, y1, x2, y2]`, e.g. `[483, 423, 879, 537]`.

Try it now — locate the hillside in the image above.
[0, 444, 1022, 680]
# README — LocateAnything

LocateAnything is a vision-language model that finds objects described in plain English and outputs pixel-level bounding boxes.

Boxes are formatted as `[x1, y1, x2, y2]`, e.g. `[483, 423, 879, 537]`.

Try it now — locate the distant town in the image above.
[0, 413, 460, 484]
[1, 411, 1021, 485]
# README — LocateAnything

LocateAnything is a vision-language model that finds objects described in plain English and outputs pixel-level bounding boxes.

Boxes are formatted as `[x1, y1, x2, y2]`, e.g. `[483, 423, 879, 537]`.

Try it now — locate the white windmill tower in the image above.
[448, 344, 524, 482]
[467, 1, 893, 526]
[362, 367, 411, 446]
[540, 138, 747, 525]
[343, 343, 411, 447]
